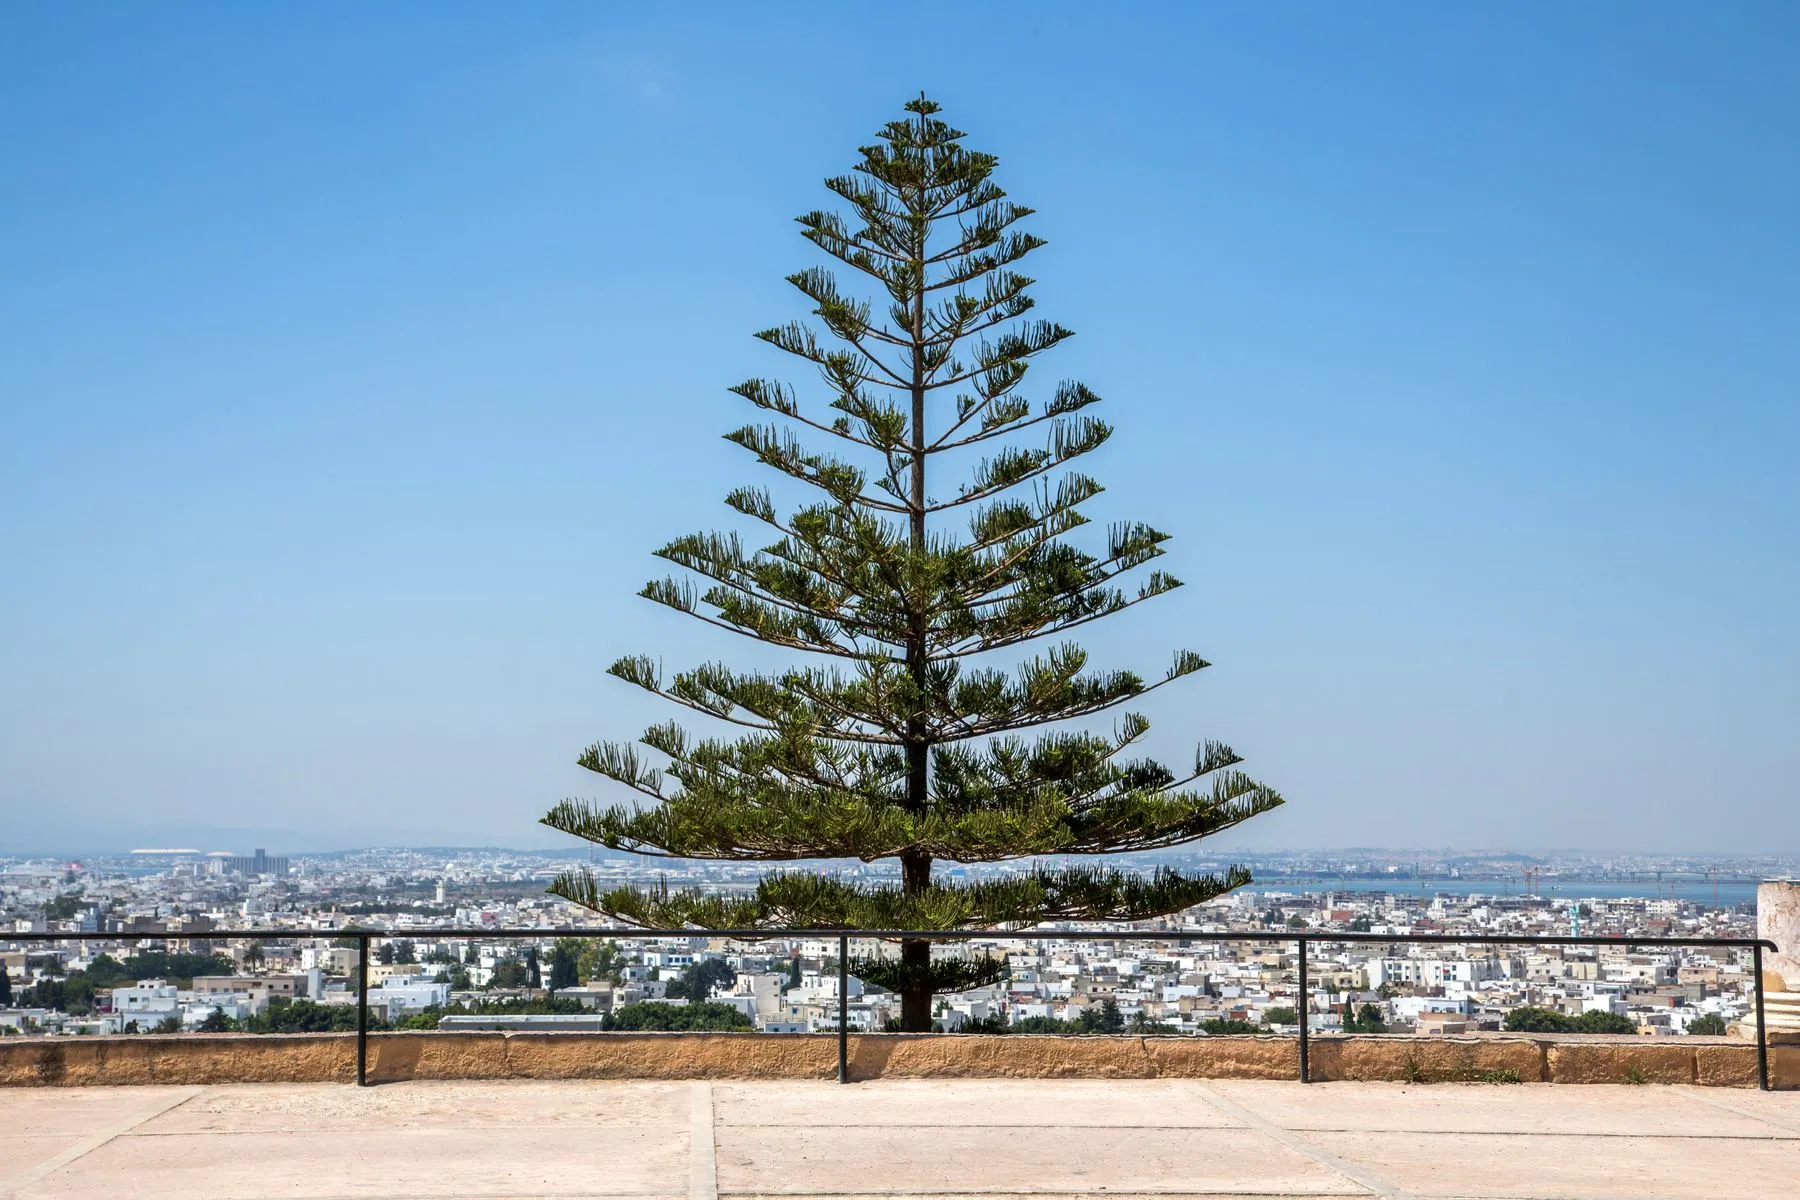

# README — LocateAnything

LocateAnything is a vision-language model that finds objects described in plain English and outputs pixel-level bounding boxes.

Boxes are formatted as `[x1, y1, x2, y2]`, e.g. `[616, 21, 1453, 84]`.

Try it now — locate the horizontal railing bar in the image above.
[0, 927, 1778, 950]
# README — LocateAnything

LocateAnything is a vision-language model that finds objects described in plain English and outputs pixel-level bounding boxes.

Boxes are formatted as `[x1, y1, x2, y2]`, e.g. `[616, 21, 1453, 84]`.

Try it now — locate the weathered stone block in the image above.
[501, 1032, 837, 1080]
[1772, 1044, 1800, 1091]
[1308, 1035, 1545, 1083]
[1547, 1040, 1694, 1085]
[1693, 1043, 1758, 1088]
[1145, 1035, 1297, 1080]
[0, 1034, 353, 1087]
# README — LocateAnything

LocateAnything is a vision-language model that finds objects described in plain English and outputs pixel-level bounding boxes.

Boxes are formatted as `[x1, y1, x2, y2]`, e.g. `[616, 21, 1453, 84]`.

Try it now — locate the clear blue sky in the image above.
[2, 3, 1796, 855]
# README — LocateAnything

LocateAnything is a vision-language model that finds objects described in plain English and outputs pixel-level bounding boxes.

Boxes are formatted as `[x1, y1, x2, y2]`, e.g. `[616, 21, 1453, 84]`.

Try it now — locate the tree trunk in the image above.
[898, 849, 932, 1030]
[898, 113, 934, 1035]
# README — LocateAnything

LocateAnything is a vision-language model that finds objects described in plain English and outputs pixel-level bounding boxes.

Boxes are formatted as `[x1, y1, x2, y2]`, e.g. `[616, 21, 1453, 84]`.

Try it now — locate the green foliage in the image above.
[0, 964, 10, 1005]
[123, 951, 234, 984]
[525, 948, 541, 989]
[605, 1001, 754, 1032]
[1285, 914, 1308, 929]
[672, 958, 737, 1002]
[548, 940, 582, 992]
[579, 941, 626, 985]
[1687, 1013, 1728, 1036]
[16, 951, 233, 1015]
[542, 96, 1282, 1029]
[1128, 1011, 1178, 1035]
[198, 1008, 237, 1033]
[1503, 1006, 1635, 1035]
[152, 1015, 182, 1034]
[43, 893, 86, 921]
[489, 956, 530, 989]
[1077, 998, 1126, 1034]
[1262, 1006, 1297, 1026]
[245, 998, 377, 1033]
[1349, 915, 1373, 932]
[851, 952, 1006, 997]
[1574, 1010, 1636, 1035]
[19, 976, 93, 1014]
[1344, 1003, 1387, 1034]
[453, 995, 587, 1016]
[1198, 1018, 1262, 1035]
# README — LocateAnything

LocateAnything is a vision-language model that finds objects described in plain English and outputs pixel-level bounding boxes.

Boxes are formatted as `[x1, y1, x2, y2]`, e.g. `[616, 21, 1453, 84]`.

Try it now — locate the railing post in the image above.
[837, 933, 850, 1084]
[1753, 942, 1770, 1092]
[1297, 936, 1310, 1084]
[356, 933, 370, 1087]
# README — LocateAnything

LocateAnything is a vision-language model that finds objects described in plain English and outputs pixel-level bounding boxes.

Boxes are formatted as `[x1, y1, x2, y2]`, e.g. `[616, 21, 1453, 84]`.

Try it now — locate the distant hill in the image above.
[1446, 852, 1547, 867]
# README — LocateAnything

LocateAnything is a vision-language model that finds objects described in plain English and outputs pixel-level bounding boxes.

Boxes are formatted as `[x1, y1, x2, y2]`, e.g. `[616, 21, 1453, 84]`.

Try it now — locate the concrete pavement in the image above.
[1, 1077, 1795, 1199]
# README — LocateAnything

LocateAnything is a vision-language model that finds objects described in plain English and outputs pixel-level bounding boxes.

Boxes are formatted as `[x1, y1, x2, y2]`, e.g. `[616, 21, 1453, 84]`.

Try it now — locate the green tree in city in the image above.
[525, 947, 542, 989]
[489, 956, 529, 989]
[578, 940, 625, 985]
[198, 1008, 236, 1033]
[0, 964, 11, 1006]
[1504, 1006, 1575, 1033]
[1349, 915, 1373, 932]
[548, 940, 582, 992]
[1010, 1015, 1074, 1033]
[1262, 1005, 1297, 1027]
[1687, 1013, 1727, 1036]
[377, 942, 396, 966]
[541, 94, 1284, 1032]
[1075, 998, 1125, 1034]
[606, 1001, 754, 1032]
[394, 941, 416, 965]
[1128, 1010, 1176, 1035]
[43, 893, 85, 921]
[674, 958, 737, 1002]
[246, 997, 383, 1033]
[1572, 1009, 1635, 1034]
[1345, 1002, 1386, 1033]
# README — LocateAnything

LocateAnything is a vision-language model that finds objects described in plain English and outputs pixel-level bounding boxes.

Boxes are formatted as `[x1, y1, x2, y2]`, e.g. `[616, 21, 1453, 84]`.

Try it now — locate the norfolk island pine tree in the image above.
[543, 96, 1284, 1032]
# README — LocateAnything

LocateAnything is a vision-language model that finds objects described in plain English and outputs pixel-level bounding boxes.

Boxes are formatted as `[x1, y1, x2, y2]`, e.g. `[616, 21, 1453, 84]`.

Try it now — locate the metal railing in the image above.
[5, 927, 1780, 1089]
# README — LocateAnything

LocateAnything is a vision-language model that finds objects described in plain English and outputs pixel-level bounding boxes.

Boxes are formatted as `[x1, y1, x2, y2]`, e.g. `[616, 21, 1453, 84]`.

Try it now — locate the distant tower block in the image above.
[435, 879, 447, 904]
[1754, 880, 1800, 1039]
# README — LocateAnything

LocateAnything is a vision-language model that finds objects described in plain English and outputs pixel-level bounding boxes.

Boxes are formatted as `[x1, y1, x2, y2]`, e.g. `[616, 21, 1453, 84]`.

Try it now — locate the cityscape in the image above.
[5, 845, 1787, 1041]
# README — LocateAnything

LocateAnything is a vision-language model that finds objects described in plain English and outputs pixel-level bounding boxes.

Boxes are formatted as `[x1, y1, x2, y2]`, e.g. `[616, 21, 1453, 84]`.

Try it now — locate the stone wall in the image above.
[0, 1031, 1791, 1088]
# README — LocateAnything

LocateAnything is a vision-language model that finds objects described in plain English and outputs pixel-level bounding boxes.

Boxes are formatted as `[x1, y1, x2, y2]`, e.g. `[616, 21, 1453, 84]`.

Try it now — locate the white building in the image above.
[370, 978, 450, 1019]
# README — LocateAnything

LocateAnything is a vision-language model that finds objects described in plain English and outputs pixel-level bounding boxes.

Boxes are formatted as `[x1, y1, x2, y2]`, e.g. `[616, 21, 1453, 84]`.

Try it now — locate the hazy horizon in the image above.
[4, 4, 1797, 856]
